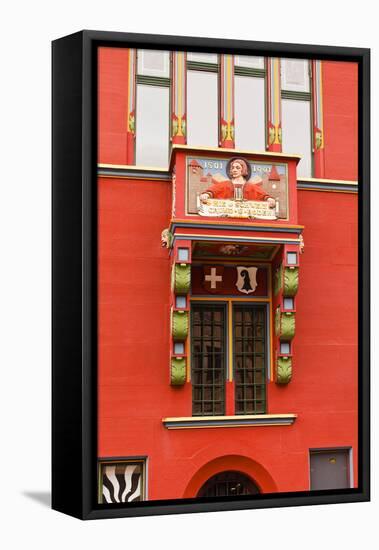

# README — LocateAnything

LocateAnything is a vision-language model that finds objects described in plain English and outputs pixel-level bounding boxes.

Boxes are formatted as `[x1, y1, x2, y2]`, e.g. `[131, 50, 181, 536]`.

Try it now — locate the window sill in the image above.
[162, 414, 297, 430]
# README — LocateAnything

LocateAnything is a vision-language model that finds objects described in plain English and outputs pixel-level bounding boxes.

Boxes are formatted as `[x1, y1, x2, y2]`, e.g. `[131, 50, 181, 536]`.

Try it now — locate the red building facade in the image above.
[97, 48, 358, 503]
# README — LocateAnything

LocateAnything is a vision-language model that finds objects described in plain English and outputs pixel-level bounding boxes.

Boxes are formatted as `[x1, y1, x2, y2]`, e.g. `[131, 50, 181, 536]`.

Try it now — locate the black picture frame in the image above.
[52, 30, 370, 520]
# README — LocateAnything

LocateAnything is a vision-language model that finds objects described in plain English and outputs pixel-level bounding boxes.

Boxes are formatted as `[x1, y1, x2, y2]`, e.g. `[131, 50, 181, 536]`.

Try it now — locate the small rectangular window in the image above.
[280, 342, 291, 355]
[178, 248, 189, 261]
[137, 49, 170, 77]
[283, 297, 294, 310]
[287, 252, 297, 265]
[187, 70, 218, 148]
[281, 98, 312, 177]
[281, 59, 310, 92]
[235, 55, 264, 69]
[176, 296, 187, 309]
[135, 84, 170, 167]
[174, 342, 185, 355]
[234, 75, 266, 152]
[187, 52, 218, 64]
[99, 459, 146, 503]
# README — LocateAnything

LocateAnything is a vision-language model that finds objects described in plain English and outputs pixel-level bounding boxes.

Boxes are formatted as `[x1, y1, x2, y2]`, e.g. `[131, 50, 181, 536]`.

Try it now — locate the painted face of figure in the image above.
[230, 161, 244, 179]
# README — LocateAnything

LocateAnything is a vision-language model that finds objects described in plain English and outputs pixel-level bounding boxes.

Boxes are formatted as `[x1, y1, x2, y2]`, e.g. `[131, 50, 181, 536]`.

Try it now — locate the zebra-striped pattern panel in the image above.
[101, 462, 143, 503]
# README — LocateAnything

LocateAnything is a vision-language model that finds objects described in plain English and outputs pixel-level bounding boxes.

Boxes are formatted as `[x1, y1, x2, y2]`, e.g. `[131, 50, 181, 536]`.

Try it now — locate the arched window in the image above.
[197, 470, 260, 497]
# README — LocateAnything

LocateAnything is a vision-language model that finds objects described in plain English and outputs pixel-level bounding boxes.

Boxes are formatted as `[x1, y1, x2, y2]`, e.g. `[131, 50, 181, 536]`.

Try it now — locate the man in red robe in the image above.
[200, 158, 276, 208]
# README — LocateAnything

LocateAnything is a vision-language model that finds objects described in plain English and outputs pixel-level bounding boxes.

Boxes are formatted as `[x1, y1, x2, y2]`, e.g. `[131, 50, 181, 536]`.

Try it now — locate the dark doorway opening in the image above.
[197, 470, 260, 497]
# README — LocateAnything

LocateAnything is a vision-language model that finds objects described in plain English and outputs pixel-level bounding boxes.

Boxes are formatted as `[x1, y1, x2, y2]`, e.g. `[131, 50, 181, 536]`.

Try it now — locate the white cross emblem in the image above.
[205, 267, 223, 289]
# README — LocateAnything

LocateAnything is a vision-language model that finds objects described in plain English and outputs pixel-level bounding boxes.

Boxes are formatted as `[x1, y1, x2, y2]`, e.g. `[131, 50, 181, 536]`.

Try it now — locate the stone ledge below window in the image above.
[162, 414, 297, 430]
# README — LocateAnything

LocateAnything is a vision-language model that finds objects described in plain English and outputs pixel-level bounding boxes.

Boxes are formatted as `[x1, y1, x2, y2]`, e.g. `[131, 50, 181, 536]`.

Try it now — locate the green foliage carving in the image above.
[170, 357, 186, 386]
[276, 357, 292, 384]
[280, 312, 295, 340]
[274, 265, 283, 296]
[275, 306, 281, 337]
[172, 311, 189, 340]
[172, 263, 191, 294]
[284, 267, 299, 297]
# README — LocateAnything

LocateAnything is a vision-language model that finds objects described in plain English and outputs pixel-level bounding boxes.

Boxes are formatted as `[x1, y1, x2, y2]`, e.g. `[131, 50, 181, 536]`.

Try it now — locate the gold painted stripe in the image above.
[319, 61, 324, 144]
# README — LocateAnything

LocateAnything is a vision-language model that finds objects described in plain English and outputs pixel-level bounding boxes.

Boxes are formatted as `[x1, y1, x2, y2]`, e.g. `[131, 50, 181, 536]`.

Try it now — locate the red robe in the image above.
[205, 180, 270, 201]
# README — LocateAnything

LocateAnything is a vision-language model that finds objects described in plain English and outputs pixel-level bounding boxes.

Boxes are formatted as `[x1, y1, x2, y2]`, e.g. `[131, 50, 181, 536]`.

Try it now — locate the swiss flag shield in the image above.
[203, 266, 224, 294]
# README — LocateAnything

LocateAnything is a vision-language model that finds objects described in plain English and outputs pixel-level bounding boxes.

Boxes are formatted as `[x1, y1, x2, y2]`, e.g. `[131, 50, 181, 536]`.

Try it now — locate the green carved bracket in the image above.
[274, 264, 283, 296]
[275, 309, 295, 339]
[172, 310, 189, 340]
[171, 263, 191, 294]
[284, 267, 299, 297]
[170, 357, 186, 386]
[276, 356, 292, 384]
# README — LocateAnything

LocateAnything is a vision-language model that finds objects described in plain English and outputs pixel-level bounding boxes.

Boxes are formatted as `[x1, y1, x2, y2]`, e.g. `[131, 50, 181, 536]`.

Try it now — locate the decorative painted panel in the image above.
[220, 54, 235, 148]
[266, 57, 282, 152]
[172, 51, 187, 144]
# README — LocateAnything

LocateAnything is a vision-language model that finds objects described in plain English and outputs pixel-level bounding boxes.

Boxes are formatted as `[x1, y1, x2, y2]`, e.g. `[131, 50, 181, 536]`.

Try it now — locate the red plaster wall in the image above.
[98, 48, 129, 165]
[98, 178, 358, 498]
[322, 61, 358, 181]
[97, 51, 359, 500]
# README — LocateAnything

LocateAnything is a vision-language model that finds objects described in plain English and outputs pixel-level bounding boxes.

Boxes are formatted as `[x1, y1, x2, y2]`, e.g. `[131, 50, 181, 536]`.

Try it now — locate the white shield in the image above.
[236, 266, 258, 294]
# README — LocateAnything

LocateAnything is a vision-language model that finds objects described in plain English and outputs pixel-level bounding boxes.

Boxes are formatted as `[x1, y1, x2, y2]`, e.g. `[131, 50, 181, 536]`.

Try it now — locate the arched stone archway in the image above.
[197, 470, 260, 497]
[183, 454, 278, 498]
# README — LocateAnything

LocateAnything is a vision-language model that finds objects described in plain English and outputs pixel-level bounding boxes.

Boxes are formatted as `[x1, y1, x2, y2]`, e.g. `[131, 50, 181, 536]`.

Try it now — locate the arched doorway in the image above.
[197, 470, 260, 497]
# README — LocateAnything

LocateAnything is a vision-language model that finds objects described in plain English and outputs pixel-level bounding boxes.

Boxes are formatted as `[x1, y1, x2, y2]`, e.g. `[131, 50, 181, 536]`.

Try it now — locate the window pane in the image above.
[233, 305, 266, 415]
[281, 59, 310, 92]
[234, 76, 265, 152]
[137, 49, 170, 77]
[283, 297, 294, 310]
[188, 52, 218, 64]
[135, 85, 169, 168]
[280, 342, 291, 354]
[178, 248, 189, 261]
[287, 252, 297, 265]
[281, 99, 312, 177]
[187, 71, 218, 147]
[235, 55, 264, 69]
[191, 305, 225, 416]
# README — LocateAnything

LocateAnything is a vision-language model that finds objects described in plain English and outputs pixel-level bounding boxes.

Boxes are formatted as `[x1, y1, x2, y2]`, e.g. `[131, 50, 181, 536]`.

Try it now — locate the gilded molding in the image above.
[172, 311, 189, 340]
[276, 356, 292, 384]
[170, 357, 186, 386]
[172, 263, 191, 294]
[284, 267, 299, 296]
